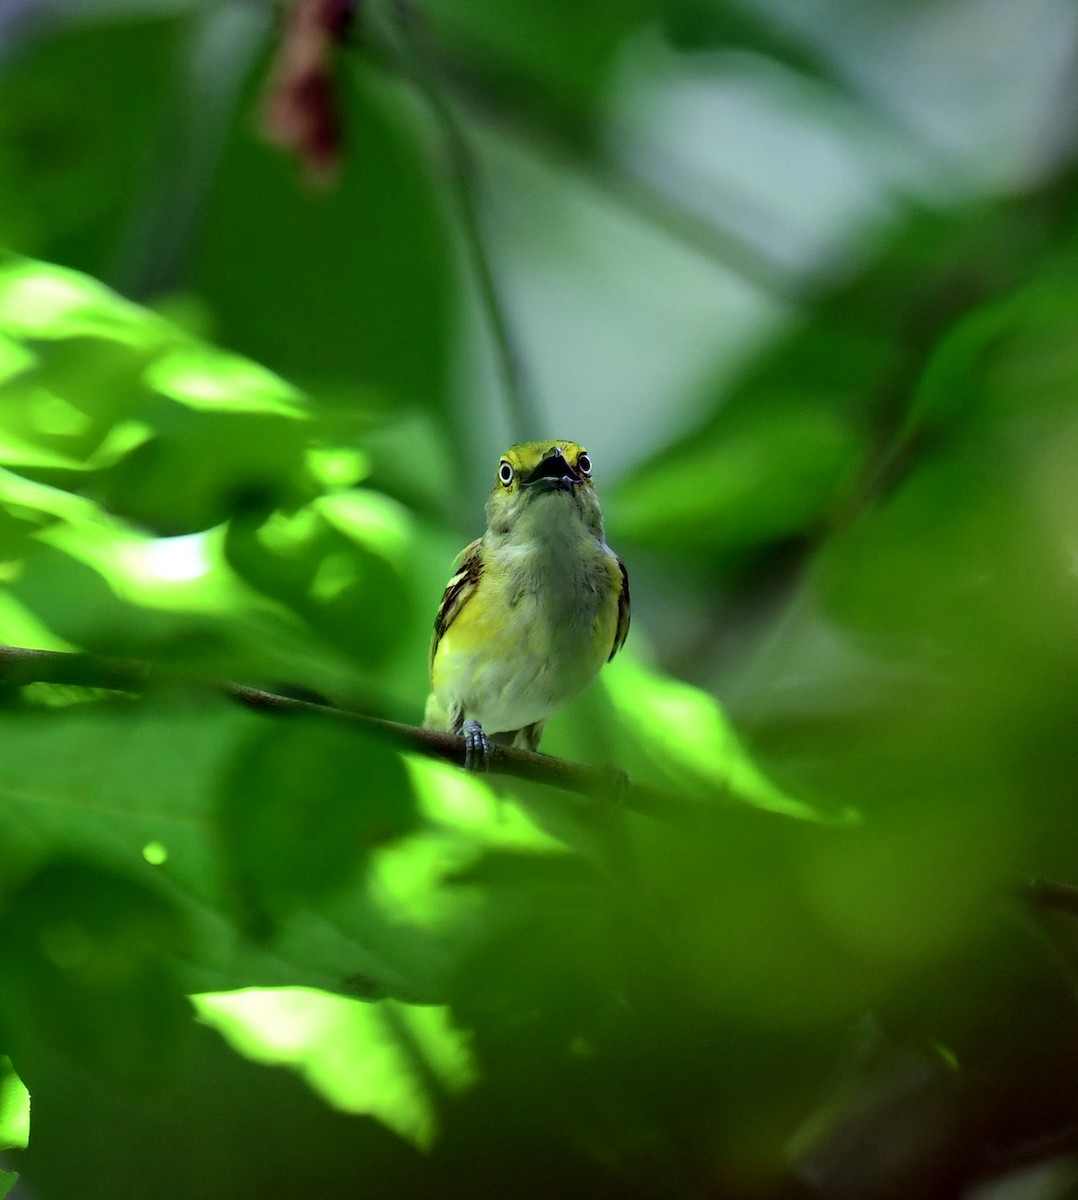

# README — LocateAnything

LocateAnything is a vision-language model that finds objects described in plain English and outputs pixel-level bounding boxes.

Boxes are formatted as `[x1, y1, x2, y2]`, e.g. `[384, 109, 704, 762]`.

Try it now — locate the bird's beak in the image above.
[521, 447, 581, 492]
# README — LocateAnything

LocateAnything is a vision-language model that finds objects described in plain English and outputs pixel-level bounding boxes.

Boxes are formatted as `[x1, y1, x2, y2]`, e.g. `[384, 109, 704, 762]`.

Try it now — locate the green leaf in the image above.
[225, 502, 412, 667]
[612, 203, 1060, 570]
[99, 405, 315, 535]
[0, 699, 522, 1006]
[0, 17, 185, 270]
[6, 538, 239, 665]
[659, 0, 838, 79]
[906, 276, 1078, 440]
[0, 254, 168, 345]
[14, 1015, 426, 1200]
[0, 258, 284, 491]
[611, 395, 862, 562]
[0, 256, 169, 475]
[0, 859, 193, 1086]
[423, 0, 678, 144]
[218, 719, 420, 933]
[193, 65, 452, 410]
[599, 655, 842, 822]
[0, 1058, 29, 1153]
[0, 256, 327, 535]
[193, 990, 475, 1150]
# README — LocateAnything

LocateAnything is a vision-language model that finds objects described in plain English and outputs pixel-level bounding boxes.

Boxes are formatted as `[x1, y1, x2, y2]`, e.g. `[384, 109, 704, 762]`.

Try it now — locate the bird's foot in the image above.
[461, 718, 491, 772]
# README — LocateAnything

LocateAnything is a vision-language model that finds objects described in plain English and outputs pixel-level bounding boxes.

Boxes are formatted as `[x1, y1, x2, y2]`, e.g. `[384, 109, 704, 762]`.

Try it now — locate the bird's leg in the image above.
[512, 721, 545, 753]
[606, 766, 632, 808]
[461, 718, 491, 772]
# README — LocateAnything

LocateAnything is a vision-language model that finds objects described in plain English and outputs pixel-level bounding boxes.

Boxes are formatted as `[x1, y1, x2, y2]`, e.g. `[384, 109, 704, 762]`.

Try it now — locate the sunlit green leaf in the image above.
[600, 654, 840, 821]
[0, 1059, 29, 1153]
[194, 989, 475, 1149]
[225, 504, 413, 666]
[0, 699, 531, 1007]
[0, 258, 166, 346]
[0, 332, 36, 386]
[145, 344, 306, 416]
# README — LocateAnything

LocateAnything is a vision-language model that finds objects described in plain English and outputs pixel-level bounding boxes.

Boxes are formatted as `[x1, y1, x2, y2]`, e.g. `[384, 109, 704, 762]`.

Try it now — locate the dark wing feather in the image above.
[430, 539, 483, 672]
[608, 556, 630, 661]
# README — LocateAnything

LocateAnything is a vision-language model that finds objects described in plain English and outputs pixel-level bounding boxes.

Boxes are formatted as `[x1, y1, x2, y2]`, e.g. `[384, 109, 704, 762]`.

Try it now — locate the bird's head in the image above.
[485, 441, 603, 540]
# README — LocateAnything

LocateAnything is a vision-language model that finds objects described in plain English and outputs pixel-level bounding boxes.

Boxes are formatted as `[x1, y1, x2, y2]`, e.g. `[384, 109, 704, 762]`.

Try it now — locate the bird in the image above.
[424, 440, 630, 770]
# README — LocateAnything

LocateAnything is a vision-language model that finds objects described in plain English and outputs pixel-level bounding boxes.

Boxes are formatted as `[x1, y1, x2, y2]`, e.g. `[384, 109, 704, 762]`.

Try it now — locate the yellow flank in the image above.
[424, 440, 629, 754]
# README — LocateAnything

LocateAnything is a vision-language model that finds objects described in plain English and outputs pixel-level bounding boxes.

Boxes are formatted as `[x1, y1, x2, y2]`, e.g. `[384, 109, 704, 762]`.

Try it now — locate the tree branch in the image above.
[0, 644, 704, 822]
[1023, 878, 1078, 918]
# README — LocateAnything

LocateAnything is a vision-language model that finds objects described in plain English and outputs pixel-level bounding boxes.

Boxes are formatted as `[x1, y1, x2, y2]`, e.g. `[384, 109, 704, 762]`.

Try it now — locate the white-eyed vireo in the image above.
[424, 441, 630, 769]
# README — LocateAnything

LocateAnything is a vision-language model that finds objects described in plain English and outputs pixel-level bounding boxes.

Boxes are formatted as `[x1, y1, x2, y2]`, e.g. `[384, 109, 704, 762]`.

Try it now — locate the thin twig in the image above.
[0, 644, 704, 821]
[411, 52, 800, 303]
[375, 2, 541, 442]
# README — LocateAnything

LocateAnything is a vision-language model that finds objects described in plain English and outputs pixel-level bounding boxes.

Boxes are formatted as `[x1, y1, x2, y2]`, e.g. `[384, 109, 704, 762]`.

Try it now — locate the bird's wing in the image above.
[430, 538, 483, 672]
[608, 555, 631, 661]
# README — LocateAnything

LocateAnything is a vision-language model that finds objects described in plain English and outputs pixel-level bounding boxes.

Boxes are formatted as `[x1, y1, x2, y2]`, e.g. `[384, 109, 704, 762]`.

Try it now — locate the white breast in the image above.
[437, 524, 618, 735]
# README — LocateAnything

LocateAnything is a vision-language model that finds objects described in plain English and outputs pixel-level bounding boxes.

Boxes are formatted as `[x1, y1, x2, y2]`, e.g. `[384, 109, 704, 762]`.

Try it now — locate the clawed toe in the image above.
[462, 718, 491, 772]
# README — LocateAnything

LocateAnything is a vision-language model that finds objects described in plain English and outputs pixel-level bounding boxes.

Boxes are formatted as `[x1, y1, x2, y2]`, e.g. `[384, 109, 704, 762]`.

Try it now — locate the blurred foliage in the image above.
[3, 1, 1078, 1198]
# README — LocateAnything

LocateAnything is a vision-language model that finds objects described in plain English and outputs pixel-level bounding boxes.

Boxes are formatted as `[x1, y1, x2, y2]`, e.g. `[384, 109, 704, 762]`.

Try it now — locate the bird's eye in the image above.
[576, 452, 592, 477]
[498, 460, 514, 487]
